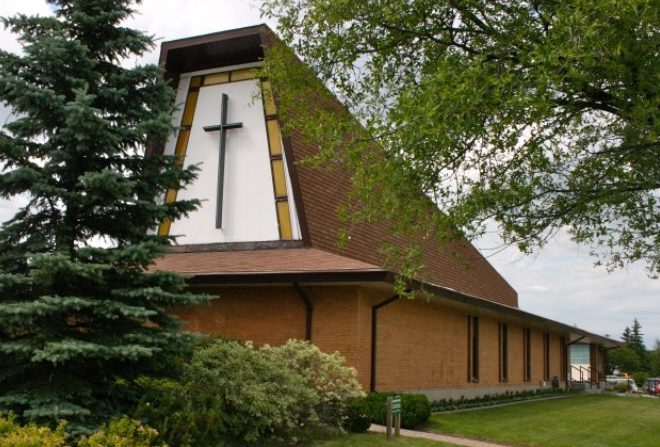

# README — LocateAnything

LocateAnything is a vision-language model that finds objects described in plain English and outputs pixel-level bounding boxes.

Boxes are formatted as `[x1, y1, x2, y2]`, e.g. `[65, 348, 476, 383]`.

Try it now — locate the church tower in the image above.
[158, 27, 300, 244]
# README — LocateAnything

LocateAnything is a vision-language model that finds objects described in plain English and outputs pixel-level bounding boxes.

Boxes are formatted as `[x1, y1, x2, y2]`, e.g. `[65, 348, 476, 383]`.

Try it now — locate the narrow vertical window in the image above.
[543, 331, 551, 381]
[498, 322, 508, 382]
[523, 328, 531, 382]
[467, 315, 479, 382]
[261, 80, 293, 240]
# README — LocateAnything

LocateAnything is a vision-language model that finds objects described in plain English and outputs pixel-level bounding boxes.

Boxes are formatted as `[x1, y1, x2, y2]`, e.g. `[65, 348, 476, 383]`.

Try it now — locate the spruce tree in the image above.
[621, 319, 649, 372]
[629, 319, 649, 370]
[0, 0, 205, 431]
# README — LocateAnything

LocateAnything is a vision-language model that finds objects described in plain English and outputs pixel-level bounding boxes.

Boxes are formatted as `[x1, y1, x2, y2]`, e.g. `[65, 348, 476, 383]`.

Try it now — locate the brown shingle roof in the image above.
[282, 94, 519, 307]
[151, 248, 383, 276]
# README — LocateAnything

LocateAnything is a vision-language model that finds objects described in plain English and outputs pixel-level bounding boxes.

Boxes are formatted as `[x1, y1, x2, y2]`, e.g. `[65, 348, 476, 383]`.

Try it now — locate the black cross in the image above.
[203, 93, 243, 228]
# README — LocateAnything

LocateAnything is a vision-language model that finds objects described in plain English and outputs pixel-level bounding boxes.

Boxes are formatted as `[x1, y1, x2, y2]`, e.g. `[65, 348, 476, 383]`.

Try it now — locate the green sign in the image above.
[391, 396, 401, 414]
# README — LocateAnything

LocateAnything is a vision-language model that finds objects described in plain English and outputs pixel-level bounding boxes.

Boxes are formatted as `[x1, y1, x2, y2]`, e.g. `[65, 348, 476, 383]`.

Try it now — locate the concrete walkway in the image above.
[368, 424, 511, 447]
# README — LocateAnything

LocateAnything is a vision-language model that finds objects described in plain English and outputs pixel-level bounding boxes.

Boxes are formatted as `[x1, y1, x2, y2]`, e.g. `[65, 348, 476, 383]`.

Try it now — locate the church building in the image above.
[151, 25, 618, 399]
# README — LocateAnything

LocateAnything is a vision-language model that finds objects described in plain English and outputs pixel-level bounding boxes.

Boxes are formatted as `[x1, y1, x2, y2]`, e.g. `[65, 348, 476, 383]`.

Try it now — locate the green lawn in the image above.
[426, 394, 660, 447]
[313, 432, 454, 446]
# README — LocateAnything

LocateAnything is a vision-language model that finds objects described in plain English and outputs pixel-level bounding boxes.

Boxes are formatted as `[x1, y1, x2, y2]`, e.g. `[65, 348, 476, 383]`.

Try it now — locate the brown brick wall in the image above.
[530, 328, 543, 383]
[305, 285, 361, 379]
[174, 286, 306, 345]
[364, 290, 567, 391]
[174, 284, 566, 392]
[509, 325, 524, 383]
[175, 285, 372, 387]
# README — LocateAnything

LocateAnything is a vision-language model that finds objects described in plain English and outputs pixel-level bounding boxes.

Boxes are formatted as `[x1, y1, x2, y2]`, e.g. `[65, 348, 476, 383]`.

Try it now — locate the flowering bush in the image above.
[184, 339, 319, 446]
[0, 414, 66, 447]
[77, 417, 163, 447]
[0, 414, 161, 447]
[261, 339, 365, 426]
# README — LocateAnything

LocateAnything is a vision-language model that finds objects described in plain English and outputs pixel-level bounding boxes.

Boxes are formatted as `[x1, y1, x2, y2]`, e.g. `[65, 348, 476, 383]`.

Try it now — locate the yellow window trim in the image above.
[158, 76, 202, 235]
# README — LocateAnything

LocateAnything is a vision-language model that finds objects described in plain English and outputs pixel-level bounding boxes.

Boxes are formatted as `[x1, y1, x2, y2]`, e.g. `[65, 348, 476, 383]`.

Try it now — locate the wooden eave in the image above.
[159, 24, 271, 80]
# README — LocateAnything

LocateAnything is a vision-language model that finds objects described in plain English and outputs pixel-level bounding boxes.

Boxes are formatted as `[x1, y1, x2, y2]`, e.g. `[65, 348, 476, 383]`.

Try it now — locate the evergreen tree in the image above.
[0, 0, 205, 431]
[620, 319, 649, 372]
[629, 318, 648, 370]
[630, 319, 647, 351]
[622, 326, 633, 344]
[650, 340, 660, 377]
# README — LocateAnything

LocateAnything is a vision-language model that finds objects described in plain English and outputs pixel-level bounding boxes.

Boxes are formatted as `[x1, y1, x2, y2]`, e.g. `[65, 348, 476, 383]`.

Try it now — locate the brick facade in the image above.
[175, 284, 567, 396]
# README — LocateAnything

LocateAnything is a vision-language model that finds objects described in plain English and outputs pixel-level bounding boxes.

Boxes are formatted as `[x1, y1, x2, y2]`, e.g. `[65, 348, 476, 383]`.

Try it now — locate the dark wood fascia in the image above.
[168, 240, 304, 253]
[159, 24, 269, 65]
[186, 270, 390, 287]
[159, 24, 269, 81]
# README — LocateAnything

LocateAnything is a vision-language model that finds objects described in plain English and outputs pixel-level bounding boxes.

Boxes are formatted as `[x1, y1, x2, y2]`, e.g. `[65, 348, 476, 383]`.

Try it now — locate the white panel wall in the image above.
[169, 78, 299, 244]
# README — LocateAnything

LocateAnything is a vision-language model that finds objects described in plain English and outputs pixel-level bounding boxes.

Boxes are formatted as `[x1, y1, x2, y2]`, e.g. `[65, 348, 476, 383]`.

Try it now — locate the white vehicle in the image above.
[608, 376, 638, 392]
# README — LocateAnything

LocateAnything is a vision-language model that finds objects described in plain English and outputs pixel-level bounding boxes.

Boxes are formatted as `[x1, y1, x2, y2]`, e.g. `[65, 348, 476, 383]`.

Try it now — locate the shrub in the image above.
[131, 378, 199, 447]
[401, 394, 432, 428]
[613, 382, 630, 393]
[261, 339, 364, 426]
[364, 392, 431, 429]
[77, 417, 163, 447]
[342, 398, 371, 433]
[0, 414, 67, 447]
[183, 339, 319, 446]
[431, 388, 576, 412]
[632, 372, 649, 387]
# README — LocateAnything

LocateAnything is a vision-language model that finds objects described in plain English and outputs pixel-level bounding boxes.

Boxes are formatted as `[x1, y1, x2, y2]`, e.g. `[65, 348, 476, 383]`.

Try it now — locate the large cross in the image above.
[203, 93, 243, 229]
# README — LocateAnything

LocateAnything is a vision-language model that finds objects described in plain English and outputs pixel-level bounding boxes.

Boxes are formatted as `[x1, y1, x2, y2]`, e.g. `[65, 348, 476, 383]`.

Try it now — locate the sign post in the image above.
[386, 397, 392, 439]
[386, 395, 402, 439]
[392, 395, 401, 437]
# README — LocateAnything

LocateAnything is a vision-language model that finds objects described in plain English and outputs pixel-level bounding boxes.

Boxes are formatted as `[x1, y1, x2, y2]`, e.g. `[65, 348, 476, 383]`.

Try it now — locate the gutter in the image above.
[370, 293, 401, 392]
[293, 283, 313, 341]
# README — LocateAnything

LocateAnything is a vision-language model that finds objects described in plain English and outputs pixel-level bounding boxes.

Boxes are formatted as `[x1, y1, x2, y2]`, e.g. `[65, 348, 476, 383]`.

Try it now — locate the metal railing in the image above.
[570, 365, 598, 387]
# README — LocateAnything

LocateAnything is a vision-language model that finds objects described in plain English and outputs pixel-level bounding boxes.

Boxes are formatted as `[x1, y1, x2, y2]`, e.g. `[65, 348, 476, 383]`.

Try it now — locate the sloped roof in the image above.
[151, 247, 383, 275]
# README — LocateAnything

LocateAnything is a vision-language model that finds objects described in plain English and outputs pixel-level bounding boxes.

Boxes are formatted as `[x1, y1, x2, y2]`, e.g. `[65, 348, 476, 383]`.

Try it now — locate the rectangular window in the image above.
[498, 322, 508, 382]
[523, 328, 531, 382]
[543, 331, 551, 381]
[467, 316, 479, 382]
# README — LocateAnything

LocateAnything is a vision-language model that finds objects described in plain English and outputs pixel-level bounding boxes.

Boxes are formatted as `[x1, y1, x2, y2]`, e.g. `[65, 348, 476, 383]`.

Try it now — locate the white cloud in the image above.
[2, 0, 658, 347]
[0, 1, 54, 54]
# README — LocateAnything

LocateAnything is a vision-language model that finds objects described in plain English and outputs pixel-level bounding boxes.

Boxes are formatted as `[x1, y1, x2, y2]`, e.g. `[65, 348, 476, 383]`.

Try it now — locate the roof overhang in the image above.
[152, 244, 621, 349]
[415, 280, 621, 348]
[159, 24, 271, 81]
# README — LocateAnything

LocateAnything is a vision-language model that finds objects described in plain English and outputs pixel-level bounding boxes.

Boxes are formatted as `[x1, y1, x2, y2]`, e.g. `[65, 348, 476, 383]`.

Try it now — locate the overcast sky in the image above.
[1, 0, 658, 347]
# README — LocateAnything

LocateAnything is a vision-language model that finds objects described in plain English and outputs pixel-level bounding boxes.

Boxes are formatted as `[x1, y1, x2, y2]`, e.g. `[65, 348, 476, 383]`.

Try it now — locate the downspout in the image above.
[293, 283, 313, 341]
[370, 293, 401, 392]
